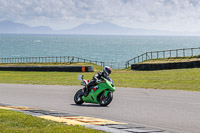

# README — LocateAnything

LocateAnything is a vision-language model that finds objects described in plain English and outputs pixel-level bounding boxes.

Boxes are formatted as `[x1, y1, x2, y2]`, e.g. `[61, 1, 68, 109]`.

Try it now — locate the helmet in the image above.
[103, 66, 112, 76]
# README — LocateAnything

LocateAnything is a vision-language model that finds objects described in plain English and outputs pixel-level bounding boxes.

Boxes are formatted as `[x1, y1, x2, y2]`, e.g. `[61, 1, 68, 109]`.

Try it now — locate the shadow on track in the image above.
[71, 104, 108, 107]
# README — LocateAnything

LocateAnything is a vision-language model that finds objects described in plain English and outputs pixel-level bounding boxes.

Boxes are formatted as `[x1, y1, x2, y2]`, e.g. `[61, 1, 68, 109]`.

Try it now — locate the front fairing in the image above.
[82, 78, 115, 103]
[102, 78, 115, 92]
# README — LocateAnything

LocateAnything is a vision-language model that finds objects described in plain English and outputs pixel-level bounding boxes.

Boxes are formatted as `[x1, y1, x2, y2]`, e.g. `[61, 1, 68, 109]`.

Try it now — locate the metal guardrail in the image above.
[0, 56, 126, 69]
[1, 47, 200, 69]
[0, 56, 105, 68]
[126, 47, 200, 68]
[103, 62, 126, 69]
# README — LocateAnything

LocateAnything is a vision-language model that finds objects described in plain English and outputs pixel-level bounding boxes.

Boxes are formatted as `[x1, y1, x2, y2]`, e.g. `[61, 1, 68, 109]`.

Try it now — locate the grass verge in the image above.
[0, 109, 103, 133]
[0, 67, 200, 91]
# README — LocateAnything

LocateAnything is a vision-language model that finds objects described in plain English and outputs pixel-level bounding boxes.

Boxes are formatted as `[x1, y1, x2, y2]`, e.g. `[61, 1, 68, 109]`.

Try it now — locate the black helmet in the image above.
[103, 66, 112, 76]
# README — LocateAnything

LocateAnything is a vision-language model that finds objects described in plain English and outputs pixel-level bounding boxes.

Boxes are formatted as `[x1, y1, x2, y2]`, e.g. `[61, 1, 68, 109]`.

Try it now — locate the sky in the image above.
[1, 0, 200, 32]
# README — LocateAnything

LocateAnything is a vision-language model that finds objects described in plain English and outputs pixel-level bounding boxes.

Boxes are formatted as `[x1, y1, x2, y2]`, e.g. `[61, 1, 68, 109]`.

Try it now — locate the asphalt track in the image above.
[0, 84, 200, 133]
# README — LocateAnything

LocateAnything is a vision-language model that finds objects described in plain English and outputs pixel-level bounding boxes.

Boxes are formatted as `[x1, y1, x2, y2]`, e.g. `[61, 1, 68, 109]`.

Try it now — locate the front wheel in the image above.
[99, 91, 113, 106]
[74, 89, 84, 105]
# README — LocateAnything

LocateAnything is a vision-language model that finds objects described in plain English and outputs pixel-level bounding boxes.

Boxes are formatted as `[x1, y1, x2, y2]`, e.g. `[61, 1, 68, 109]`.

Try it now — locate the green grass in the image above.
[0, 67, 200, 91]
[0, 109, 103, 133]
[113, 68, 200, 91]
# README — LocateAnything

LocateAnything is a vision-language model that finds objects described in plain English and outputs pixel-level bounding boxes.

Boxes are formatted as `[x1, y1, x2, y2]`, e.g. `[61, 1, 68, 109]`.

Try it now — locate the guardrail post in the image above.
[146, 52, 147, 60]
[191, 48, 193, 56]
[142, 54, 143, 61]
[157, 51, 159, 59]
[163, 51, 165, 58]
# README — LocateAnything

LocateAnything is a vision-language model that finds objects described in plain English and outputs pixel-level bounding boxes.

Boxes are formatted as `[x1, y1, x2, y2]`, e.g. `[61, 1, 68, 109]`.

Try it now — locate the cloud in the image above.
[0, 0, 200, 32]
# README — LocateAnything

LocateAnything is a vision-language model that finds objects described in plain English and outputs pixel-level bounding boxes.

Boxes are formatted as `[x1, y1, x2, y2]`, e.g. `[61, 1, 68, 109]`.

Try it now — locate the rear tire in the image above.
[99, 91, 113, 106]
[74, 89, 84, 105]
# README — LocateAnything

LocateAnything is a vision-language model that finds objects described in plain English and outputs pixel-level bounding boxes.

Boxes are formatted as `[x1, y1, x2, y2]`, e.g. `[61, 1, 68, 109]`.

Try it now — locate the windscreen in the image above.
[105, 77, 114, 84]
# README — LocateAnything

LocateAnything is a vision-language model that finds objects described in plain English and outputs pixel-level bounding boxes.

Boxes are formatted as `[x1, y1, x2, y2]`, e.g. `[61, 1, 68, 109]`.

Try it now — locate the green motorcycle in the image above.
[74, 75, 115, 106]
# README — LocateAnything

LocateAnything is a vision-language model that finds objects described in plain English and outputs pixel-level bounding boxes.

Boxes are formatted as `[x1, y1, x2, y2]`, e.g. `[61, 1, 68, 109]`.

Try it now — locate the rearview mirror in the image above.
[78, 75, 84, 80]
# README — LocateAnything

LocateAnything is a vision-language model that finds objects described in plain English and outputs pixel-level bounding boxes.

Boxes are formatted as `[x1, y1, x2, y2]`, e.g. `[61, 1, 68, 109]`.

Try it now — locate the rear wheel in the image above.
[74, 89, 84, 105]
[99, 91, 113, 106]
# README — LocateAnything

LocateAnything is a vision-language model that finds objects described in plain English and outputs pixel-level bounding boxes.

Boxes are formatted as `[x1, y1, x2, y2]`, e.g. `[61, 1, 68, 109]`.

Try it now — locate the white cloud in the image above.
[0, 0, 200, 32]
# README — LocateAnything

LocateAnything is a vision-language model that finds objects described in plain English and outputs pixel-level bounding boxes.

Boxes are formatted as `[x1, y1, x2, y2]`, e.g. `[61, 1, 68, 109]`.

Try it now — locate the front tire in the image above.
[74, 89, 84, 105]
[99, 91, 113, 106]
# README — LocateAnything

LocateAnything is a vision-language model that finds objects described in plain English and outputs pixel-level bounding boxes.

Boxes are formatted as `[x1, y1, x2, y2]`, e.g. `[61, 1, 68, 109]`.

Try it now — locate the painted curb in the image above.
[0, 103, 171, 133]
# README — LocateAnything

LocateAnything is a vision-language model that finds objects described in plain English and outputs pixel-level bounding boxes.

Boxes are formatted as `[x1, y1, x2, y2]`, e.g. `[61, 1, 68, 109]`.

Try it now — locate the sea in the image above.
[0, 34, 200, 68]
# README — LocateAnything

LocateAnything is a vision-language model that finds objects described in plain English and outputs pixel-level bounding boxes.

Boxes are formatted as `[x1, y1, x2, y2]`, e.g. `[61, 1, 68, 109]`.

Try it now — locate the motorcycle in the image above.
[74, 75, 115, 106]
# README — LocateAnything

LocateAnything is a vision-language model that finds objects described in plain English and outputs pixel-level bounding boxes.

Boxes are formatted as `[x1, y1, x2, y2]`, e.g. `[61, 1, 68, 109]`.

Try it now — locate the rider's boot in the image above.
[84, 80, 95, 97]
[84, 85, 89, 97]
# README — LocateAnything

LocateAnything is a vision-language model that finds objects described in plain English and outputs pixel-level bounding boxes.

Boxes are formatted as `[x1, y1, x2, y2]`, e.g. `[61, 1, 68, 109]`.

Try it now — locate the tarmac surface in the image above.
[0, 83, 200, 133]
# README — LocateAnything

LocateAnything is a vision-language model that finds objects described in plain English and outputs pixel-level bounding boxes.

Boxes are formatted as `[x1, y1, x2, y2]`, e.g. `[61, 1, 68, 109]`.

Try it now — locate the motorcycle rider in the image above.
[84, 66, 112, 96]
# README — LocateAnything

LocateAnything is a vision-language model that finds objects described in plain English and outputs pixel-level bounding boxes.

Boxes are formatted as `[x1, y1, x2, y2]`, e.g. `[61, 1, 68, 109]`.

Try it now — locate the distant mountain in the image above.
[0, 20, 53, 34]
[0, 20, 183, 35]
[60, 22, 177, 35]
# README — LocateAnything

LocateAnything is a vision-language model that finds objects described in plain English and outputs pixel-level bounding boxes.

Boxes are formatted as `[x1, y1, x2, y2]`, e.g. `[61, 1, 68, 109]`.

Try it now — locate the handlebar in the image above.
[97, 79, 106, 83]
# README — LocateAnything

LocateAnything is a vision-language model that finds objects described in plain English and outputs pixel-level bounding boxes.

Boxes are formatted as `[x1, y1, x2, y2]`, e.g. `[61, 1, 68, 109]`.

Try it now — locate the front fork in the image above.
[104, 90, 112, 97]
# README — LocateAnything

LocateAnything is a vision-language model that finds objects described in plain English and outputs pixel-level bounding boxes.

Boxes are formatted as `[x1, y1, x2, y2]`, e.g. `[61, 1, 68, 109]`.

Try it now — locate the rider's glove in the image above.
[96, 79, 101, 83]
